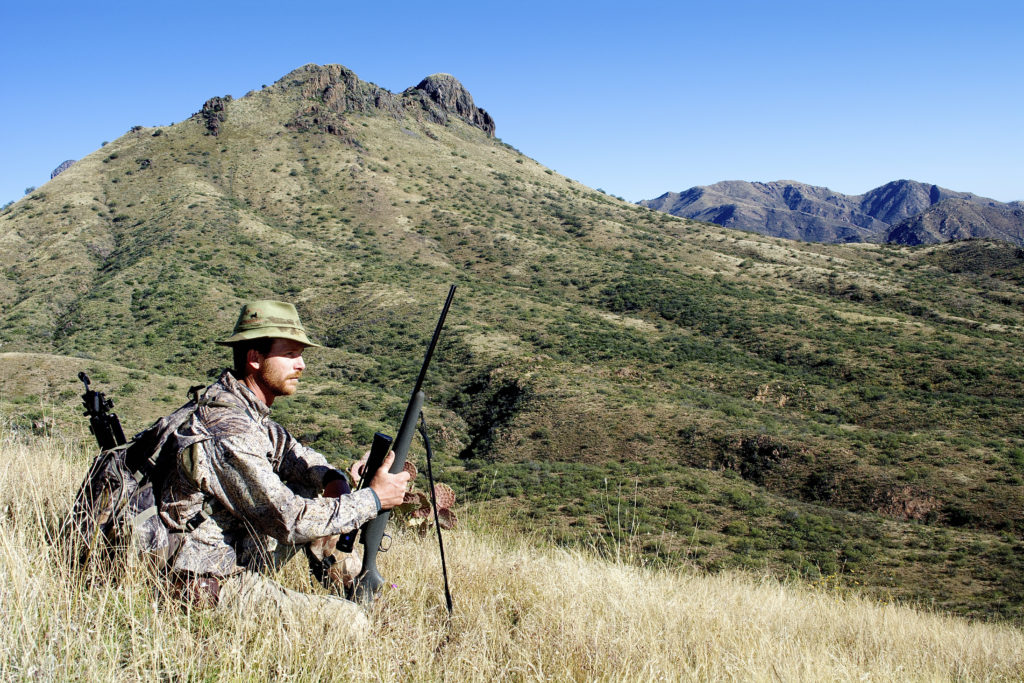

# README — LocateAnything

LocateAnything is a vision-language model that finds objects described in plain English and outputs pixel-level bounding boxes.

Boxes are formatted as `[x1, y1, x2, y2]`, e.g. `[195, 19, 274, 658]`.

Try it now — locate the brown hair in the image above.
[231, 338, 275, 378]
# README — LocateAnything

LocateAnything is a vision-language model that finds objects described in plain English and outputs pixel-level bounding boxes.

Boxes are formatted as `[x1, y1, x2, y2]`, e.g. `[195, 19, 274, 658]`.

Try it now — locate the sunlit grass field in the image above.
[2, 417, 1022, 681]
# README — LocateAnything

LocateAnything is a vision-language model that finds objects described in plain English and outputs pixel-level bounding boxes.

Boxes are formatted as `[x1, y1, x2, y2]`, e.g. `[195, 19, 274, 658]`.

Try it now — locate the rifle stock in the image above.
[351, 391, 424, 603]
[350, 285, 455, 604]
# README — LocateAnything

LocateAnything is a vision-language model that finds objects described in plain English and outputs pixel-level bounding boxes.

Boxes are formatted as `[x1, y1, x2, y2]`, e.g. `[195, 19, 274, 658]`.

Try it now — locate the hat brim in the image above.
[215, 326, 323, 348]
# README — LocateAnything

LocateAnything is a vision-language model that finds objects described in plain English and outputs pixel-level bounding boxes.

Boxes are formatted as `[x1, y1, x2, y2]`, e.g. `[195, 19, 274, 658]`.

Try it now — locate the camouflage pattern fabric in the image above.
[218, 569, 369, 631]
[159, 370, 379, 577]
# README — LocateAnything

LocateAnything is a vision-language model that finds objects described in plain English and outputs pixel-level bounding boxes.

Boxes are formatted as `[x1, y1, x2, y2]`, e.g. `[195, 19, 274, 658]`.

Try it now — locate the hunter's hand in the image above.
[350, 450, 370, 483]
[369, 452, 411, 510]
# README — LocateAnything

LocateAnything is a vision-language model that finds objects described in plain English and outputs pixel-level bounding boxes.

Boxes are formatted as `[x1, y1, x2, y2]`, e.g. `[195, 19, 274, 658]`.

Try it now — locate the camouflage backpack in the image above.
[66, 380, 214, 569]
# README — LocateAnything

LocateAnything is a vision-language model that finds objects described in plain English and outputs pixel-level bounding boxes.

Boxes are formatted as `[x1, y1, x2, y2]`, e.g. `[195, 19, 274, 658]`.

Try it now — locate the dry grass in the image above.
[2, 417, 1023, 681]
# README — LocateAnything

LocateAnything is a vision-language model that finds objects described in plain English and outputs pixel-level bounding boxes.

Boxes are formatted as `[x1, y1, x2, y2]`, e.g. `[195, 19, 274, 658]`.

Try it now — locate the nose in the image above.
[295, 355, 305, 371]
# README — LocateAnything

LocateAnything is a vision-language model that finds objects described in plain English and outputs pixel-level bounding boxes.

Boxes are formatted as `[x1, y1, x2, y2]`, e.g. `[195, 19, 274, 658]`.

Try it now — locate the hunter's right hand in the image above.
[369, 452, 411, 510]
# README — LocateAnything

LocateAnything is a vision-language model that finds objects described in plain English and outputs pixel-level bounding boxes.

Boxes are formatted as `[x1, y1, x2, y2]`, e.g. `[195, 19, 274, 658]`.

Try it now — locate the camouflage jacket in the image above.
[159, 370, 379, 576]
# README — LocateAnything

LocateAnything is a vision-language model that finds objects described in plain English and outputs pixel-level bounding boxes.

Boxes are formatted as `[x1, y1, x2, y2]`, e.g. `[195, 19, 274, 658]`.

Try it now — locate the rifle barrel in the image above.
[409, 284, 456, 403]
[351, 284, 456, 603]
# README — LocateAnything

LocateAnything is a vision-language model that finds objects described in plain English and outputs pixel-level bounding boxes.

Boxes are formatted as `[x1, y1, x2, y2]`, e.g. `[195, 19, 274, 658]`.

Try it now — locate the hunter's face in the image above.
[254, 338, 306, 399]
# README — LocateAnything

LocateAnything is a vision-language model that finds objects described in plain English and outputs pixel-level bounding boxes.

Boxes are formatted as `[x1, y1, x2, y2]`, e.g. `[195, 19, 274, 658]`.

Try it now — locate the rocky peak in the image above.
[276, 64, 495, 138]
[407, 74, 495, 137]
[283, 64, 402, 116]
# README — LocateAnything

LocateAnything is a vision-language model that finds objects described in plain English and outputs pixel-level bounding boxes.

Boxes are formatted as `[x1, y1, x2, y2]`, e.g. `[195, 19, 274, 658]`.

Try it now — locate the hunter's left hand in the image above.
[350, 449, 370, 483]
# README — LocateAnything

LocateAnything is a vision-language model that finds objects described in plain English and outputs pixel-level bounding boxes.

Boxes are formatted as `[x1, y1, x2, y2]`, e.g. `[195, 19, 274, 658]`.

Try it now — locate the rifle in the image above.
[349, 284, 456, 609]
[79, 372, 127, 450]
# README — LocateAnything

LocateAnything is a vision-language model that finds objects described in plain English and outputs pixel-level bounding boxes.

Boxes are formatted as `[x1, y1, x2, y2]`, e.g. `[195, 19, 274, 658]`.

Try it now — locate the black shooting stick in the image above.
[418, 411, 453, 614]
[352, 284, 456, 605]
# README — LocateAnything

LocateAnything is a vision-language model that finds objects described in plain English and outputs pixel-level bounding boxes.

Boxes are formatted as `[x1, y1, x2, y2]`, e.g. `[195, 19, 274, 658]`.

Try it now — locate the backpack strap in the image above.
[197, 399, 238, 409]
[190, 384, 240, 412]
[163, 393, 246, 534]
[176, 442, 216, 532]
[131, 504, 159, 530]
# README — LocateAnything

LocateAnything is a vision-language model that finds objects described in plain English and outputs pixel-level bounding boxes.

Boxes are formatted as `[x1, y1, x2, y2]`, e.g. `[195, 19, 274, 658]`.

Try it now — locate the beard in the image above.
[259, 363, 301, 398]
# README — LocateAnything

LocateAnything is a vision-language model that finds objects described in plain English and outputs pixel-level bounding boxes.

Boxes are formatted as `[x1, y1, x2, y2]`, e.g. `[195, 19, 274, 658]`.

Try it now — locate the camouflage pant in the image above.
[217, 569, 369, 633]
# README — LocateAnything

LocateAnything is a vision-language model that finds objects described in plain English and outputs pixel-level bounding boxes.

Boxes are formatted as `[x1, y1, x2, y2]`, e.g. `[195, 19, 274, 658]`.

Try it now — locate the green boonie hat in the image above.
[216, 300, 323, 348]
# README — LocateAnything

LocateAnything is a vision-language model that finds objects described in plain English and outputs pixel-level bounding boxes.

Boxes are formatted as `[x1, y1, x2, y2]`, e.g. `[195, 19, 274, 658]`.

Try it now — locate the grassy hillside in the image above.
[3, 423, 1024, 680]
[2, 63, 1023, 621]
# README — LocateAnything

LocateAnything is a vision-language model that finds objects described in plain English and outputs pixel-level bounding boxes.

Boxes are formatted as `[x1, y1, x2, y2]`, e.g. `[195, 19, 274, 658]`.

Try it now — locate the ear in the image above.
[245, 347, 264, 374]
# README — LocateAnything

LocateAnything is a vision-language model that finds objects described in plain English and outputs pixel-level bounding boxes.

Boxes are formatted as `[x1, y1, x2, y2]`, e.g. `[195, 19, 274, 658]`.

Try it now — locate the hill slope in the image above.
[640, 179, 1023, 245]
[2, 63, 1024, 621]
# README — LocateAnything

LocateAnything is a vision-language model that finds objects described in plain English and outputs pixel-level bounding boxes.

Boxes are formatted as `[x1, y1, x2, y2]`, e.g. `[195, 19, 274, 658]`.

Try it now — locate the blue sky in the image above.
[2, 0, 1021, 208]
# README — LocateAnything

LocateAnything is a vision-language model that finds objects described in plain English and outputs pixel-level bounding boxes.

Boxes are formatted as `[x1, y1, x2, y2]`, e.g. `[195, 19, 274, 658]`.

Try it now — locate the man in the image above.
[158, 300, 410, 624]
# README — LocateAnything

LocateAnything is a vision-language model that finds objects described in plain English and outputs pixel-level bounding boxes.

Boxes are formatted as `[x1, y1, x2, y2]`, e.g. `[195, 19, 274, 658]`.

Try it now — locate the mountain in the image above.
[639, 180, 886, 243]
[640, 179, 1022, 245]
[2, 63, 1024, 621]
[887, 198, 1024, 245]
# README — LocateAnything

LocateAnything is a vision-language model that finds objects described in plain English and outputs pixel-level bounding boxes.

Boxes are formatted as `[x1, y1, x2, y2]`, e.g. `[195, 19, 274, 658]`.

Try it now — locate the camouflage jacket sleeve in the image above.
[267, 419, 347, 491]
[191, 429, 379, 545]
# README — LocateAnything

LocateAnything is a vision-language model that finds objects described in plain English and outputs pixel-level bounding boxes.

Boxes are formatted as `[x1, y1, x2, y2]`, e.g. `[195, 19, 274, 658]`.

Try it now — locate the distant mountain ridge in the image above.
[640, 180, 1024, 246]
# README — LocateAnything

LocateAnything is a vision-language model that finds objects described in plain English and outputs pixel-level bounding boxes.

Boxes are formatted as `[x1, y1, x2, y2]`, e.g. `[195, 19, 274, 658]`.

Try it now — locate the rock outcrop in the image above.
[405, 74, 495, 137]
[50, 160, 75, 179]
[199, 96, 231, 136]
[287, 64, 402, 117]
[277, 64, 495, 137]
